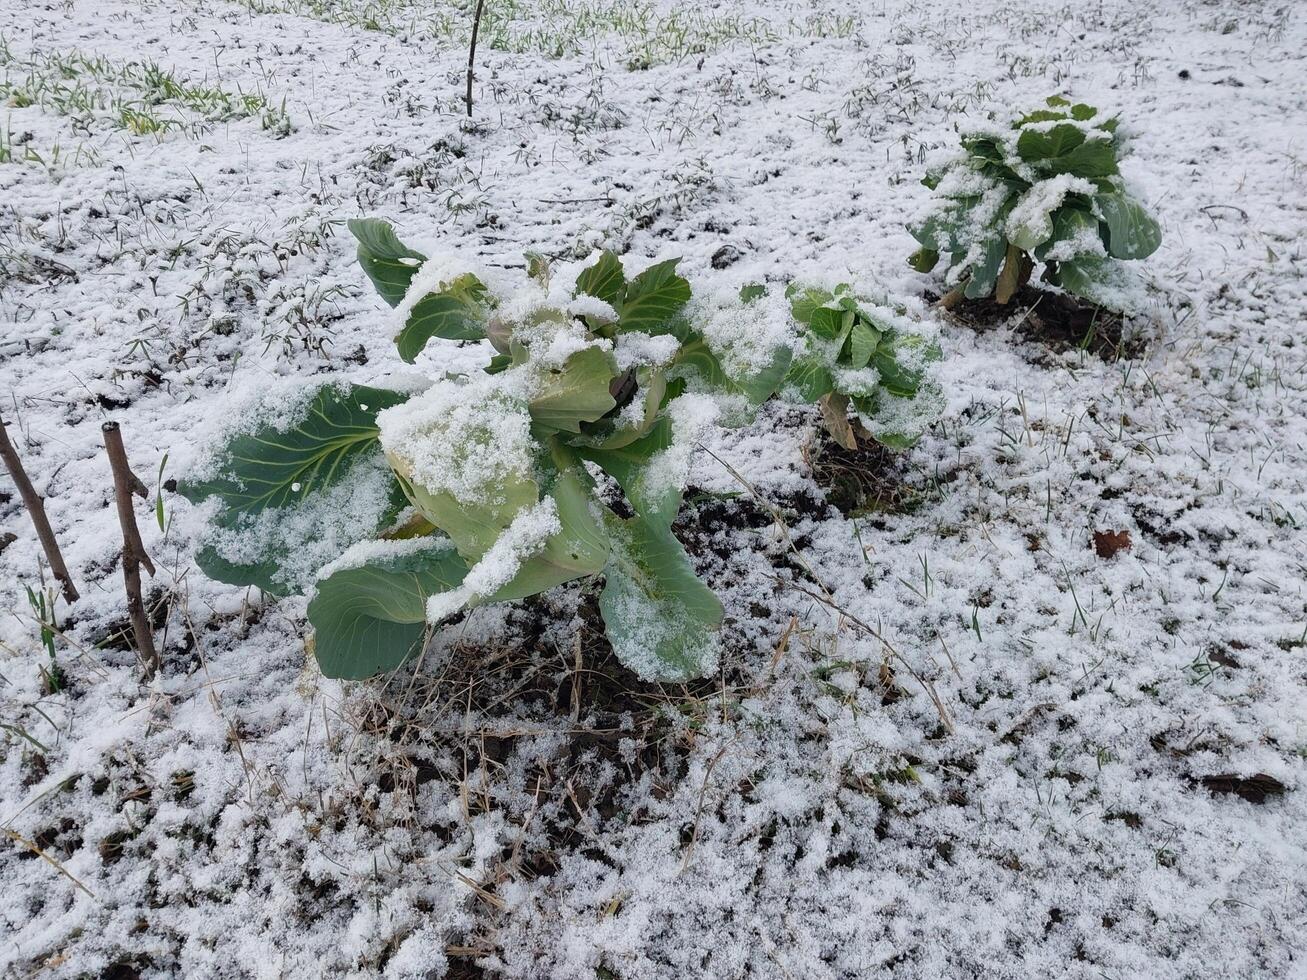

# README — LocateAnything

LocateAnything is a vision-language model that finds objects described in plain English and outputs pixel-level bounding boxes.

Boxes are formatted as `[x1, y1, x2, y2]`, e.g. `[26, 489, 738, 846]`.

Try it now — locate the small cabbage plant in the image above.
[754, 283, 943, 450]
[908, 97, 1161, 308]
[181, 220, 800, 683]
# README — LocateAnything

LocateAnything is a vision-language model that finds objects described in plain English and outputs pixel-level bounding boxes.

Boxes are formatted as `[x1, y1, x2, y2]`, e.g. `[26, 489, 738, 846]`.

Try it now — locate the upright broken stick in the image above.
[103, 421, 158, 677]
[0, 414, 79, 603]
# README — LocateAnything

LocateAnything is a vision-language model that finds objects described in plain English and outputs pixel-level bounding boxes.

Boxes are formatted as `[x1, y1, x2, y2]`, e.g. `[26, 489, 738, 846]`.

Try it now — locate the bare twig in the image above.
[465, 0, 487, 118]
[0, 415, 79, 603]
[103, 421, 158, 677]
[679, 740, 734, 873]
[2, 826, 99, 900]
[703, 445, 956, 733]
[938, 282, 966, 310]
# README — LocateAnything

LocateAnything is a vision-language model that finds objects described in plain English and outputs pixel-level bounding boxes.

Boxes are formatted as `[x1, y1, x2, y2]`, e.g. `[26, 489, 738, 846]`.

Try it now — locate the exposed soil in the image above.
[802, 428, 916, 517]
[932, 285, 1141, 361]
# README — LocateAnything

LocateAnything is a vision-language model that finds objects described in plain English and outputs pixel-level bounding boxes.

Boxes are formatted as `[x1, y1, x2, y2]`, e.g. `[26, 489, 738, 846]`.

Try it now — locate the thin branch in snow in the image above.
[466, 0, 487, 118]
[103, 421, 158, 678]
[0, 414, 79, 603]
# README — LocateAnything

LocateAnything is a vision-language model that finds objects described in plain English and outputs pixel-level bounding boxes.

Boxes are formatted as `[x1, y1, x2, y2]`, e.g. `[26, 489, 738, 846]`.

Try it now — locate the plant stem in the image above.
[103, 421, 158, 677]
[466, 0, 486, 118]
[0, 415, 79, 603]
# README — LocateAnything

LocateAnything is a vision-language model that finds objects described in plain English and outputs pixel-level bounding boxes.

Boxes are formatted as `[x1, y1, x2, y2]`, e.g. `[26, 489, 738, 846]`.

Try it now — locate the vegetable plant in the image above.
[908, 97, 1161, 308]
[181, 220, 801, 683]
[756, 282, 942, 450]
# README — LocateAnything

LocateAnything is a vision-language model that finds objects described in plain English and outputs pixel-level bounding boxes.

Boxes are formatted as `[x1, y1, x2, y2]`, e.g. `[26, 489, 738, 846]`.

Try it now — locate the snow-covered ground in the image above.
[2, 0, 1305, 976]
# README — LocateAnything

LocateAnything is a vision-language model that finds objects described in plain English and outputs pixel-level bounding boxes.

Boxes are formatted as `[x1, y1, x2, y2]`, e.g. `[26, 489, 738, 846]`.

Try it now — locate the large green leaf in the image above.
[180, 383, 411, 595]
[572, 368, 667, 450]
[910, 201, 975, 254]
[964, 234, 1009, 298]
[873, 332, 940, 398]
[1051, 139, 1118, 179]
[349, 218, 426, 308]
[784, 286, 836, 327]
[528, 346, 619, 434]
[908, 247, 940, 273]
[179, 384, 409, 517]
[488, 463, 611, 599]
[786, 284, 835, 325]
[574, 250, 626, 307]
[577, 415, 679, 527]
[309, 541, 470, 679]
[667, 334, 726, 386]
[785, 353, 836, 402]
[1096, 192, 1161, 260]
[191, 470, 408, 595]
[1013, 109, 1067, 127]
[1007, 183, 1081, 254]
[672, 334, 792, 408]
[1051, 254, 1111, 302]
[732, 343, 794, 406]
[807, 306, 847, 342]
[618, 259, 691, 334]
[599, 515, 722, 682]
[1032, 207, 1100, 262]
[851, 396, 923, 449]
[1016, 123, 1085, 164]
[851, 376, 942, 450]
[1018, 124, 1117, 179]
[847, 319, 881, 368]
[961, 134, 1007, 167]
[195, 528, 286, 597]
[395, 274, 490, 363]
[396, 463, 540, 564]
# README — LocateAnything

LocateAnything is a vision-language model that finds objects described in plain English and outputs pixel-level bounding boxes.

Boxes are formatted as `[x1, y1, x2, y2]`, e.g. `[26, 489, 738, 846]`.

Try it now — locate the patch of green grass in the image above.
[0, 40, 291, 140]
[231, 0, 858, 68]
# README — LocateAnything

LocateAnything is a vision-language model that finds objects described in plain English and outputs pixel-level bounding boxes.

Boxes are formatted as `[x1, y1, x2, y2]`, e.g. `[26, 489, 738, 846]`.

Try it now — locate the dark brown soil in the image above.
[934, 285, 1140, 361]
[333, 490, 822, 965]
[1197, 772, 1287, 804]
[803, 428, 917, 517]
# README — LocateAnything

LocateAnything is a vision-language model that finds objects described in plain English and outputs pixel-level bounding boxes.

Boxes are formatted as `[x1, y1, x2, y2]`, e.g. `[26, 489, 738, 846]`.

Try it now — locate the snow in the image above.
[391, 250, 490, 335]
[377, 375, 536, 506]
[2, 0, 1306, 977]
[693, 286, 798, 379]
[634, 392, 721, 508]
[599, 519, 721, 682]
[424, 498, 561, 622]
[199, 451, 398, 593]
[564, 292, 620, 326]
[613, 330, 681, 371]
[314, 534, 457, 582]
[1005, 173, 1098, 250]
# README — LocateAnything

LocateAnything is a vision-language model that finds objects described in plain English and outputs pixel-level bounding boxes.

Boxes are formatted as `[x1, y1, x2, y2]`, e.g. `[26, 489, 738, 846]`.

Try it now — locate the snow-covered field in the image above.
[2, 0, 1305, 976]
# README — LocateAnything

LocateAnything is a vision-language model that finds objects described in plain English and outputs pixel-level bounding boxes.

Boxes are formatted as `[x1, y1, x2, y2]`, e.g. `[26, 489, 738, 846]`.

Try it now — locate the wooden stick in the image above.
[103, 421, 158, 677]
[465, 0, 486, 118]
[0, 415, 79, 603]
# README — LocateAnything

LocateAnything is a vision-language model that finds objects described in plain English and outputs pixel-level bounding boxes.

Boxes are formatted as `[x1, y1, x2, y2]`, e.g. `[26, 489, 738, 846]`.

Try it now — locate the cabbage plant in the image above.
[180, 221, 799, 683]
[908, 97, 1161, 307]
[763, 282, 942, 451]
